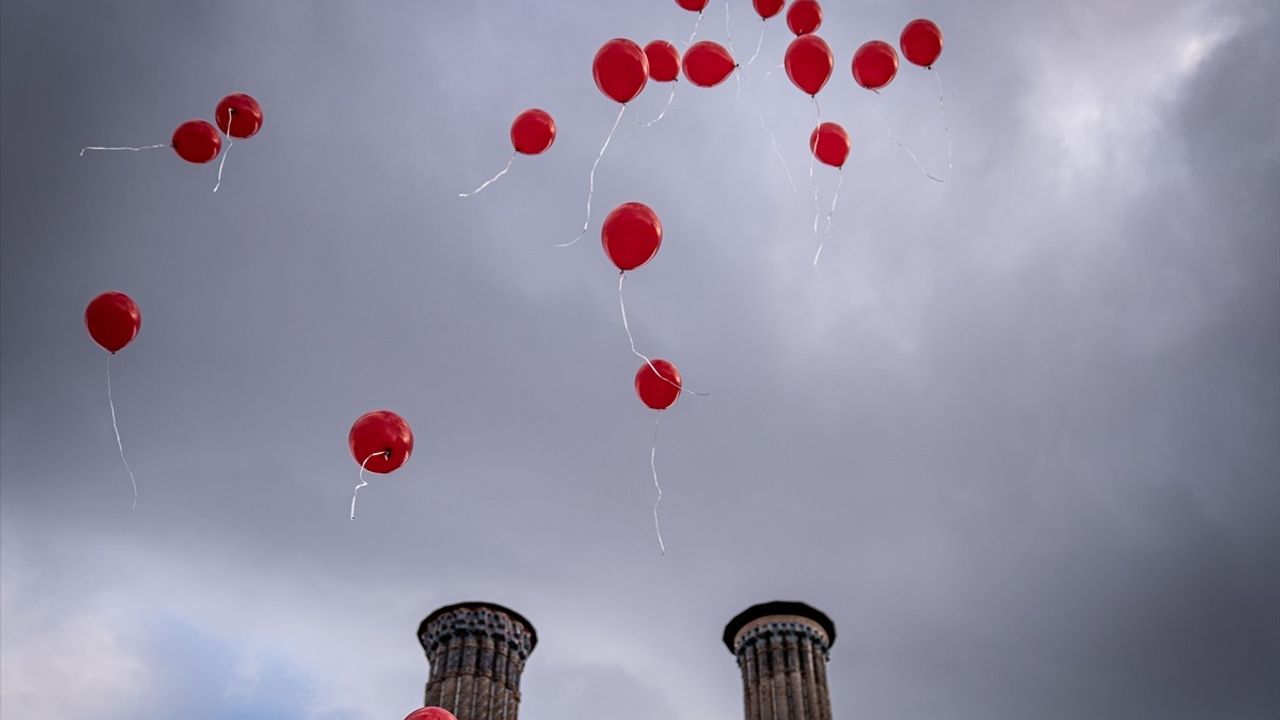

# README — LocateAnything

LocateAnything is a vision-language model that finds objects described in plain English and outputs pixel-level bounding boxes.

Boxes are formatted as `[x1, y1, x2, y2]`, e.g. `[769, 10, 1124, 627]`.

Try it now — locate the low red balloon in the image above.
[852, 40, 899, 91]
[511, 109, 556, 155]
[636, 360, 682, 411]
[348, 410, 414, 474]
[593, 39, 649, 104]
[215, 93, 264, 139]
[682, 41, 736, 88]
[810, 122, 850, 168]
[900, 18, 944, 68]
[171, 120, 221, 163]
[784, 35, 833, 96]
[786, 0, 822, 35]
[676, 0, 709, 10]
[602, 202, 662, 272]
[644, 40, 681, 83]
[754, 0, 785, 20]
[404, 709, 457, 720]
[85, 291, 141, 354]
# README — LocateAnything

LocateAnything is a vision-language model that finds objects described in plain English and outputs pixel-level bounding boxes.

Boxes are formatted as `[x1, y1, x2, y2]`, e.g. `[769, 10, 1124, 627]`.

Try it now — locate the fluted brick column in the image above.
[419, 602, 537, 720]
[724, 601, 837, 720]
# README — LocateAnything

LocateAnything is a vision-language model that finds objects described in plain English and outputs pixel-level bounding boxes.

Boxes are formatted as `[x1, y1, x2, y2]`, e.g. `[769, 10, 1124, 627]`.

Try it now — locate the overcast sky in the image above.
[2, 1, 1277, 718]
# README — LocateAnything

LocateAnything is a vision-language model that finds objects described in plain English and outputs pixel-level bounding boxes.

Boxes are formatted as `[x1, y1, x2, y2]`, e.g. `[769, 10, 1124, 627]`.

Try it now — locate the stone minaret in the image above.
[723, 601, 837, 720]
[418, 602, 538, 720]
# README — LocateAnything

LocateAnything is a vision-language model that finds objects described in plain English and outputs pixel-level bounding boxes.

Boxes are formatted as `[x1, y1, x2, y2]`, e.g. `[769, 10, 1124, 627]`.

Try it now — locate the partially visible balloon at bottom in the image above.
[404, 708, 457, 720]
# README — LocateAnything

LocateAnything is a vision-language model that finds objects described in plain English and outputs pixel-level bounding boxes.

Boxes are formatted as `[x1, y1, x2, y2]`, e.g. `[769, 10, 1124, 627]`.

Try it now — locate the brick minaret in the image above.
[724, 601, 837, 720]
[418, 602, 537, 720]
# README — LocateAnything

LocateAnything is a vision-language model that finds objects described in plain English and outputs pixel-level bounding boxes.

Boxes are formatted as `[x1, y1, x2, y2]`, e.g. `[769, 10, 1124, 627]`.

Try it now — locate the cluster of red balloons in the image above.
[171, 92, 264, 164]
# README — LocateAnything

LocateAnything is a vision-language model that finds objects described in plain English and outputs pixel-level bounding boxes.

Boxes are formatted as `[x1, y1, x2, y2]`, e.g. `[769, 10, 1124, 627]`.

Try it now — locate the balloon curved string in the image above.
[213, 109, 234, 193]
[814, 170, 845, 266]
[638, 85, 678, 127]
[933, 67, 954, 175]
[744, 70, 796, 192]
[809, 97, 822, 233]
[79, 143, 168, 157]
[557, 104, 626, 248]
[746, 21, 767, 67]
[763, 63, 784, 80]
[651, 415, 665, 556]
[106, 356, 138, 510]
[875, 100, 944, 183]
[685, 11, 704, 46]
[350, 451, 384, 520]
[724, 1, 743, 99]
[619, 273, 709, 397]
[459, 153, 515, 197]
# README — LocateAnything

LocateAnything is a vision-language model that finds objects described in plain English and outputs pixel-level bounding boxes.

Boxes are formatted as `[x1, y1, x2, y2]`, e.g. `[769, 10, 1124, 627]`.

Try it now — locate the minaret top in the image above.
[722, 600, 837, 653]
[418, 601, 538, 653]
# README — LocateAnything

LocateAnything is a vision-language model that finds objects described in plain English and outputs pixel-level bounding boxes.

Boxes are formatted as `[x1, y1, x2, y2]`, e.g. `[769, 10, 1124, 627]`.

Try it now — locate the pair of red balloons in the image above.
[853, 19, 945, 91]
[171, 92, 264, 164]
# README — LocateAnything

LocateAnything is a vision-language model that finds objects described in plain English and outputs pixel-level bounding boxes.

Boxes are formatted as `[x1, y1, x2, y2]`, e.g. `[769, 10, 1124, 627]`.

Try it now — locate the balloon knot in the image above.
[383, 449, 392, 460]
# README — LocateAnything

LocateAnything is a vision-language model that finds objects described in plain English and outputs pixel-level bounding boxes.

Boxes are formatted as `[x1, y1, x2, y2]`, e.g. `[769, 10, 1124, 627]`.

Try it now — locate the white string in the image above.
[744, 67, 796, 192]
[746, 21, 767, 67]
[557, 104, 626, 248]
[106, 356, 138, 510]
[213, 109, 234, 193]
[763, 63, 784, 80]
[814, 170, 845, 266]
[934, 67, 954, 174]
[650, 415, 665, 556]
[875, 100, 944, 183]
[724, 0, 743, 98]
[809, 98, 822, 232]
[79, 143, 168, 157]
[685, 10, 704, 46]
[350, 450, 386, 520]
[459, 153, 515, 197]
[638, 85, 678, 127]
[618, 273, 709, 397]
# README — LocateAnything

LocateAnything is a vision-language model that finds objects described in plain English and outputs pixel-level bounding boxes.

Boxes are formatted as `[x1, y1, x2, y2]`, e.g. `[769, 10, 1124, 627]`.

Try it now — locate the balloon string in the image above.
[213, 108, 234, 193]
[746, 21, 766, 67]
[724, 1, 743, 99]
[685, 11, 704, 46]
[744, 68, 796, 192]
[875, 101, 944, 183]
[763, 63, 784, 80]
[933, 67, 954, 174]
[106, 356, 138, 510]
[557, 104, 626, 248]
[814, 170, 845, 266]
[618, 273, 709, 397]
[350, 451, 388, 520]
[638, 85, 678, 127]
[809, 98, 822, 232]
[79, 143, 168, 157]
[459, 153, 515, 197]
[651, 415, 665, 556]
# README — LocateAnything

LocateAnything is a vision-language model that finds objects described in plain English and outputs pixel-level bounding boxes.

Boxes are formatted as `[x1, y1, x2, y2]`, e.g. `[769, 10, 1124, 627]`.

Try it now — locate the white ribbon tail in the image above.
[106, 356, 138, 510]
[459, 154, 516, 197]
[557, 104, 626, 248]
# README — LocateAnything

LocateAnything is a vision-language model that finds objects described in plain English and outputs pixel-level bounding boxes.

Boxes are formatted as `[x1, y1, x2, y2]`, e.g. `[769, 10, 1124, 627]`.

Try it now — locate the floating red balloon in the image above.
[215, 93, 263, 139]
[404, 709, 457, 720]
[786, 0, 822, 35]
[348, 410, 414, 474]
[602, 202, 662, 272]
[810, 122, 850, 168]
[754, 0, 785, 20]
[636, 360, 682, 411]
[682, 41, 736, 88]
[511, 109, 556, 155]
[785, 35, 834, 96]
[676, 0, 709, 10]
[853, 40, 899, 91]
[85, 291, 141, 354]
[644, 40, 681, 83]
[900, 18, 944, 68]
[593, 39, 649, 104]
[171, 120, 221, 164]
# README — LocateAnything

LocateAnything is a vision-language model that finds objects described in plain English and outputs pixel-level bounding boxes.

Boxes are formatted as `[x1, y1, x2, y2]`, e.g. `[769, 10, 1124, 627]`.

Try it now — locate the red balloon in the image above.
[85, 291, 141, 354]
[348, 410, 414, 474]
[810, 122, 850, 168]
[593, 39, 649, 104]
[852, 40, 899, 90]
[900, 18, 944, 68]
[682, 41, 736, 88]
[754, 0, 785, 20]
[786, 0, 822, 35]
[215, 93, 263, 139]
[404, 709, 457, 720]
[511, 109, 556, 155]
[602, 202, 662, 272]
[171, 120, 221, 164]
[676, 0, 709, 10]
[644, 40, 681, 83]
[635, 360, 682, 411]
[784, 35, 833, 96]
